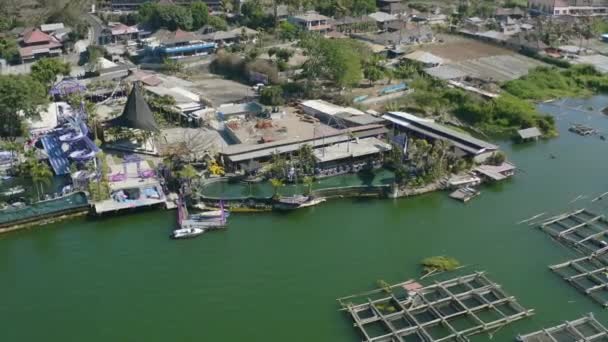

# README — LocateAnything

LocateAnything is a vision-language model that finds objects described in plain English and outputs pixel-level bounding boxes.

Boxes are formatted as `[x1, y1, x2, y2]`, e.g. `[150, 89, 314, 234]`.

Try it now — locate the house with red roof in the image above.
[18, 29, 63, 63]
[99, 23, 142, 45]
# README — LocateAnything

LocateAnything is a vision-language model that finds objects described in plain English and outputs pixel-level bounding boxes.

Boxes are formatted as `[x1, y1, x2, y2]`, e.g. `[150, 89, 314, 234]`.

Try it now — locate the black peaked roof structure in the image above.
[108, 82, 160, 132]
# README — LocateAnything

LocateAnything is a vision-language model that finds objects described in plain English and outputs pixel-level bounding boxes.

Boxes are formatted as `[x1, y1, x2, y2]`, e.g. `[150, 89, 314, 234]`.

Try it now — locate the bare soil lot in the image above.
[421, 36, 515, 62]
[187, 73, 255, 107]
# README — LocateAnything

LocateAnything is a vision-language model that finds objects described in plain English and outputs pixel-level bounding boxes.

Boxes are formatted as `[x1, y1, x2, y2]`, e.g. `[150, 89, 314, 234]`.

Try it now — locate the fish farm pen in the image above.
[337, 272, 533, 342]
[537, 209, 608, 307]
[517, 313, 608, 342]
[539, 209, 608, 256]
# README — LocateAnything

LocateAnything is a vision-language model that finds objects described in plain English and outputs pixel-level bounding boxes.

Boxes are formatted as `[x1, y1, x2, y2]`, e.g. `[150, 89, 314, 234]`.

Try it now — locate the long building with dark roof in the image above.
[382, 111, 498, 163]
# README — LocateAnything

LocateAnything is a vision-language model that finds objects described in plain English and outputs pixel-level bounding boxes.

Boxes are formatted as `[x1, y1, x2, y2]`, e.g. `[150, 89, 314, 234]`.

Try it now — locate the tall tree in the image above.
[363, 55, 384, 85]
[153, 4, 193, 30]
[191, 1, 209, 29]
[0, 37, 19, 63]
[30, 58, 71, 87]
[270, 177, 285, 197]
[0, 75, 48, 141]
[30, 160, 53, 200]
[241, 0, 274, 29]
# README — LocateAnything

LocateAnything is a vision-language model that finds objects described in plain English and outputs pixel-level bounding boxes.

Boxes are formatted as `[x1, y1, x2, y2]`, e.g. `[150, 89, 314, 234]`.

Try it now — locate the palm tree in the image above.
[1, 141, 22, 170]
[30, 161, 53, 200]
[302, 176, 313, 195]
[178, 164, 198, 188]
[85, 100, 100, 142]
[270, 178, 284, 197]
[221, 0, 234, 13]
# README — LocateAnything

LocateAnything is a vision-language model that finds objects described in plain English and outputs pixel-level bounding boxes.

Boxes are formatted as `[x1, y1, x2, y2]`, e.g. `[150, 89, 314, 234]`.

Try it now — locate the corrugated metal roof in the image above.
[382, 112, 497, 155]
[222, 124, 388, 161]
[517, 127, 542, 139]
[313, 137, 391, 163]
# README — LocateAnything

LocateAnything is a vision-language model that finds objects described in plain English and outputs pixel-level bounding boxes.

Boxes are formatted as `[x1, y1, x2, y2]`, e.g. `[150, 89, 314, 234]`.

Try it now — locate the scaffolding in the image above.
[517, 313, 608, 342]
[337, 272, 533, 342]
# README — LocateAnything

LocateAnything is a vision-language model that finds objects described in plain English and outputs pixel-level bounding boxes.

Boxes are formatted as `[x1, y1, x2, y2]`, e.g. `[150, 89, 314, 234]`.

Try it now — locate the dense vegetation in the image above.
[138, 1, 227, 31]
[504, 64, 608, 101]
[420, 256, 461, 274]
[0, 58, 69, 141]
[210, 51, 280, 84]
[300, 35, 372, 88]
[389, 74, 557, 137]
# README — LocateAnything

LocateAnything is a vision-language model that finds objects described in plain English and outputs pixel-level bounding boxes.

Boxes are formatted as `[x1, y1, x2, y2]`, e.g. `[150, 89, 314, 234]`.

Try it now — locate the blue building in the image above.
[147, 29, 216, 60]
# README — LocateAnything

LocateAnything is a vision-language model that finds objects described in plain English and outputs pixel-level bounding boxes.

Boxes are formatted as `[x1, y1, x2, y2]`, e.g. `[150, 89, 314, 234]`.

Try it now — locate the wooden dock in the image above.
[517, 313, 608, 341]
[337, 272, 533, 342]
[449, 187, 480, 203]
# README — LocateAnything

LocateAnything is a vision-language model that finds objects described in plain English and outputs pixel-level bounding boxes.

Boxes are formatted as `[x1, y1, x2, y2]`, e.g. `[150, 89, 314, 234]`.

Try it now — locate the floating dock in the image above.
[569, 123, 597, 136]
[517, 313, 608, 341]
[337, 272, 533, 342]
[449, 187, 480, 203]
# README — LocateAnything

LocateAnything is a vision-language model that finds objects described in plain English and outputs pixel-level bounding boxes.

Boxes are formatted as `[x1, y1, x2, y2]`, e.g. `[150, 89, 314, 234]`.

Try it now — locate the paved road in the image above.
[83, 12, 104, 46]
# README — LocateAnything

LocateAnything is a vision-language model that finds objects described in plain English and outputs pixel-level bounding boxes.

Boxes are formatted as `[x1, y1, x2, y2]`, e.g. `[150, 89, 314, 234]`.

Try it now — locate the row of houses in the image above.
[529, 0, 608, 16]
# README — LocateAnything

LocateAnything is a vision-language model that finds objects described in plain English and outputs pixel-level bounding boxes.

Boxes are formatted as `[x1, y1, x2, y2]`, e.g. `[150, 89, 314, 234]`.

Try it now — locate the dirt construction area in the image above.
[421, 35, 516, 62]
[420, 35, 546, 82]
[183, 69, 255, 107]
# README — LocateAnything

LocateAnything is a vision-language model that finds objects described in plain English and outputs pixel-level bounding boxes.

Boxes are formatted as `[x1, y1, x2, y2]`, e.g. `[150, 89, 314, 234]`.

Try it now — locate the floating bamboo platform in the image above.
[517, 313, 608, 341]
[550, 254, 608, 307]
[337, 272, 533, 342]
[537, 208, 608, 307]
[539, 209, 608, 256]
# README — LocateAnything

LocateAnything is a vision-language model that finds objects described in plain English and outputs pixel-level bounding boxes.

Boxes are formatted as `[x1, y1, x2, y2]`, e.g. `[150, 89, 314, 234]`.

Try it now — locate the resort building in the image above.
[18, 29, 63, 63]
[145, 29, 216, 60]
[368, 11, 399, 31]
[300, 100, 385, 128]
[93, 154, 167, 215]
[529, 0, 608, 15]
[382, 111, 498, 163]
[199, 27, 258, 46]
[474, 162, 517, 181]
[288, 11, 332, 33]
[99, 23, 141, 45]
[313, 137, 391, 178]
[219, 124, 388, 172]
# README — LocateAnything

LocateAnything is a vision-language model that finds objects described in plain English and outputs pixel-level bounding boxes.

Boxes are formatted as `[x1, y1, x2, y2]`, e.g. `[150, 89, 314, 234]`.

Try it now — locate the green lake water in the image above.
[3, 97, 608, 341]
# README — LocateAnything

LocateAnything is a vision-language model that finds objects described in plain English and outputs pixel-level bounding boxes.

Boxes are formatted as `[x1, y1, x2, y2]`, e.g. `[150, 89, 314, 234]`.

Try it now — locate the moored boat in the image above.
[1, 186, 25, 197]
[298, 197, 326, 208]
[274, 195, 327, 210]
[190, 209, 230, 220]
[171, 227, 205, 239]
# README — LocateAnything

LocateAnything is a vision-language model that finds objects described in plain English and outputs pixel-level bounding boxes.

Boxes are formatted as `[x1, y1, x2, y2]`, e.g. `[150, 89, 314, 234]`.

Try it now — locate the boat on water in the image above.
[171, 227, 205, 239]
[298, 197, 327, 208]
[190, 209, 230, 220]
[1, 186, 25, 196]
[275, 195, 327, 210]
